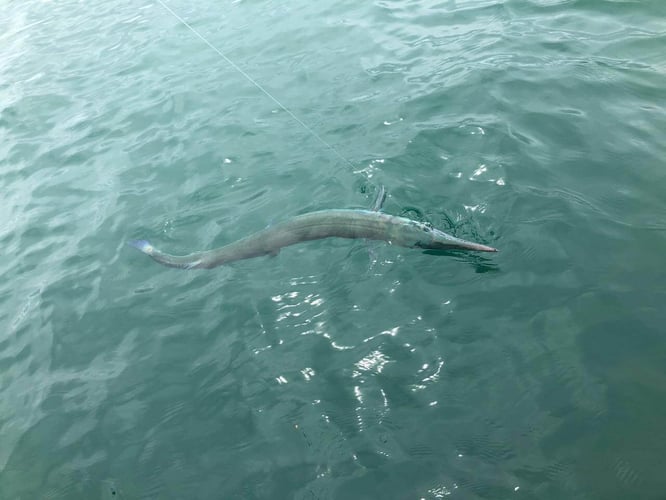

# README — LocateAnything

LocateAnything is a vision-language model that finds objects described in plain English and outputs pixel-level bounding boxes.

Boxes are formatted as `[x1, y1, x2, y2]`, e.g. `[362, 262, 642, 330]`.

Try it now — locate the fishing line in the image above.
[155, 0, 356, 169]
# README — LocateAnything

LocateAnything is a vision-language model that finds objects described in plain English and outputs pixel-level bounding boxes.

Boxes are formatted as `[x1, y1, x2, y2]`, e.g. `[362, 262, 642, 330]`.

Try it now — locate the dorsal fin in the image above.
[371, 185, 387, 211]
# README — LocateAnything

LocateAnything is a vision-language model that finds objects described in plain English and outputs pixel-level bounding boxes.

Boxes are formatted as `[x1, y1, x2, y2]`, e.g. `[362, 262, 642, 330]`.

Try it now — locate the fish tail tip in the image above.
[127, 239, 154, 254]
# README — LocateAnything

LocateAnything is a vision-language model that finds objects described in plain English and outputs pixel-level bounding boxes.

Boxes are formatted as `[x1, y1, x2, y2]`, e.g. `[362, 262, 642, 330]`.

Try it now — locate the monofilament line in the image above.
[155, 0, 355, 170]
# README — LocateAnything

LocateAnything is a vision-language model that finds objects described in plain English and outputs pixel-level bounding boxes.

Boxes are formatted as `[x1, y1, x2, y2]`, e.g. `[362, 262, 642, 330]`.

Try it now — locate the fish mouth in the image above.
[417, 239, 498, 252]
[451, 240, 498, 252]
[426, 230, 498, 252]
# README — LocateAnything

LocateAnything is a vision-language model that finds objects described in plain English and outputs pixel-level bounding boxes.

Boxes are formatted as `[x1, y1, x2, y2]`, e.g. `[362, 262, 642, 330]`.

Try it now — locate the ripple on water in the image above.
[1, 0, 665, 497]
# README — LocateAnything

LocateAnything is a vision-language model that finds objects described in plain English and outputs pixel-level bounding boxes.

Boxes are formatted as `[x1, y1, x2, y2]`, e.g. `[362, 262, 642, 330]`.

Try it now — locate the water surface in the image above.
[1, 0, 665, 498]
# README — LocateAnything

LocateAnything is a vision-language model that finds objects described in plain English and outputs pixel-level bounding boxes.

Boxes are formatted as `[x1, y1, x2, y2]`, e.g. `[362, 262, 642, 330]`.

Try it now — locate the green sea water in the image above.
[1, 0, 666, 498]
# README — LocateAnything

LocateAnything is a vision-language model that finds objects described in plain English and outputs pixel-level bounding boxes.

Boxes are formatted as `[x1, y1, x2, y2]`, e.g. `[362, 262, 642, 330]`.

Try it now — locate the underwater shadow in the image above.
[421, 249, 501, 274]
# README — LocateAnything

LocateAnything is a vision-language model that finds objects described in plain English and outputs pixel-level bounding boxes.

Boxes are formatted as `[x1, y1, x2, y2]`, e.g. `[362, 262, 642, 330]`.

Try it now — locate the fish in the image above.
[128, 208, 497, 269]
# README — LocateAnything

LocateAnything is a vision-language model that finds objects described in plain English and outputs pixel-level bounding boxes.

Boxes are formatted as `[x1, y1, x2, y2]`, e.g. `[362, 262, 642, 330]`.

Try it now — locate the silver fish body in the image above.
[129, 209, 497, 269]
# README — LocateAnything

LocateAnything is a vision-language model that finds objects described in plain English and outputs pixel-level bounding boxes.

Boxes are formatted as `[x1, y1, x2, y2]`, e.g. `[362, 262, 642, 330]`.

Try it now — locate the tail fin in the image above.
[127, 239, 201, 269]
[127, 239, 154, 255]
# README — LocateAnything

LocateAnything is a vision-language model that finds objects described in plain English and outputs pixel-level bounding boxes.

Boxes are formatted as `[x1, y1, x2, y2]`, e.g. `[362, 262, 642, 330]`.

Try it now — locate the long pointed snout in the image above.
[452, 240, 498, 252]
[428, 229, 498, 252]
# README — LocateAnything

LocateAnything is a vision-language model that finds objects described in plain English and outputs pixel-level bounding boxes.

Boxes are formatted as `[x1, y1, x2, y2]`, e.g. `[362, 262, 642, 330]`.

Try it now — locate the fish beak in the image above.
[454, 241, 498, 252]
[430, 229, 498, 252]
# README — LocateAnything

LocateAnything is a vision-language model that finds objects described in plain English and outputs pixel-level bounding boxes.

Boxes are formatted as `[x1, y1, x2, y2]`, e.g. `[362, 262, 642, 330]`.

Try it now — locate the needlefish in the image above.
[128, 190, 497, 270]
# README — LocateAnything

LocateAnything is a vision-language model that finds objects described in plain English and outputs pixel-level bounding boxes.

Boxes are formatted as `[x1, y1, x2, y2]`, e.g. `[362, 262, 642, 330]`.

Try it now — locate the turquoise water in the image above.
[1, 0, 666, 498]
